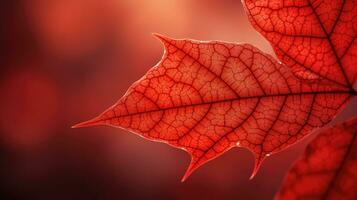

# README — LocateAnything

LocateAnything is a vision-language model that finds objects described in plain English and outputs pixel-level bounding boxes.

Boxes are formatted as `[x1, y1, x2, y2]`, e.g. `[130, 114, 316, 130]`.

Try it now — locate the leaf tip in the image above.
[181, 164, 194, 182]
[72, 116, 103, 129]
[249, 154, 267, 180]
[180, 174, 189, 183]
[180, 156, 201, 182]
[152, 33, 172, 44]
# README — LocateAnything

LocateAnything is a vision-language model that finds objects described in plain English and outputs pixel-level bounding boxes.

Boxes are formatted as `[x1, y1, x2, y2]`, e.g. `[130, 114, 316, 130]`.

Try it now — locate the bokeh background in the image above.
[1, 0, 356, 199]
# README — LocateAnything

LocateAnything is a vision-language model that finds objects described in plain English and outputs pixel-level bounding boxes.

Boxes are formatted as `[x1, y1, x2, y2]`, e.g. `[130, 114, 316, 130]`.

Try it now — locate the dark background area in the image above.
[1, 0, 356, 199]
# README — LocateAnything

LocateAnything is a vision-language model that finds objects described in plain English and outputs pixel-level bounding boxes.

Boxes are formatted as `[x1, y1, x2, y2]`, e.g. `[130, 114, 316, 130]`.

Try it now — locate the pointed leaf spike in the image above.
[250, 155, 265, 180]
[72, 116, 103, 128]
[152, 33, 172, 44]
[181, 169, 191, 183]
[181, 157, 198, 182]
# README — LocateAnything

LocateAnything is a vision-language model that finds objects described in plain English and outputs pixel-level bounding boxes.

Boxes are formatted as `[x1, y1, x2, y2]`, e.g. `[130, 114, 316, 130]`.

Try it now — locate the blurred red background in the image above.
[1, 0, 356, 199]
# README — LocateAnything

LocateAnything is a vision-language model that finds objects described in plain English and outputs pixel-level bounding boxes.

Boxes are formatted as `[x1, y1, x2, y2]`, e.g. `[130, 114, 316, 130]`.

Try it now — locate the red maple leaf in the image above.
[275, 117, 357, 200]
[243, 0, 357, 89]
[73, 35, 355, 181]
